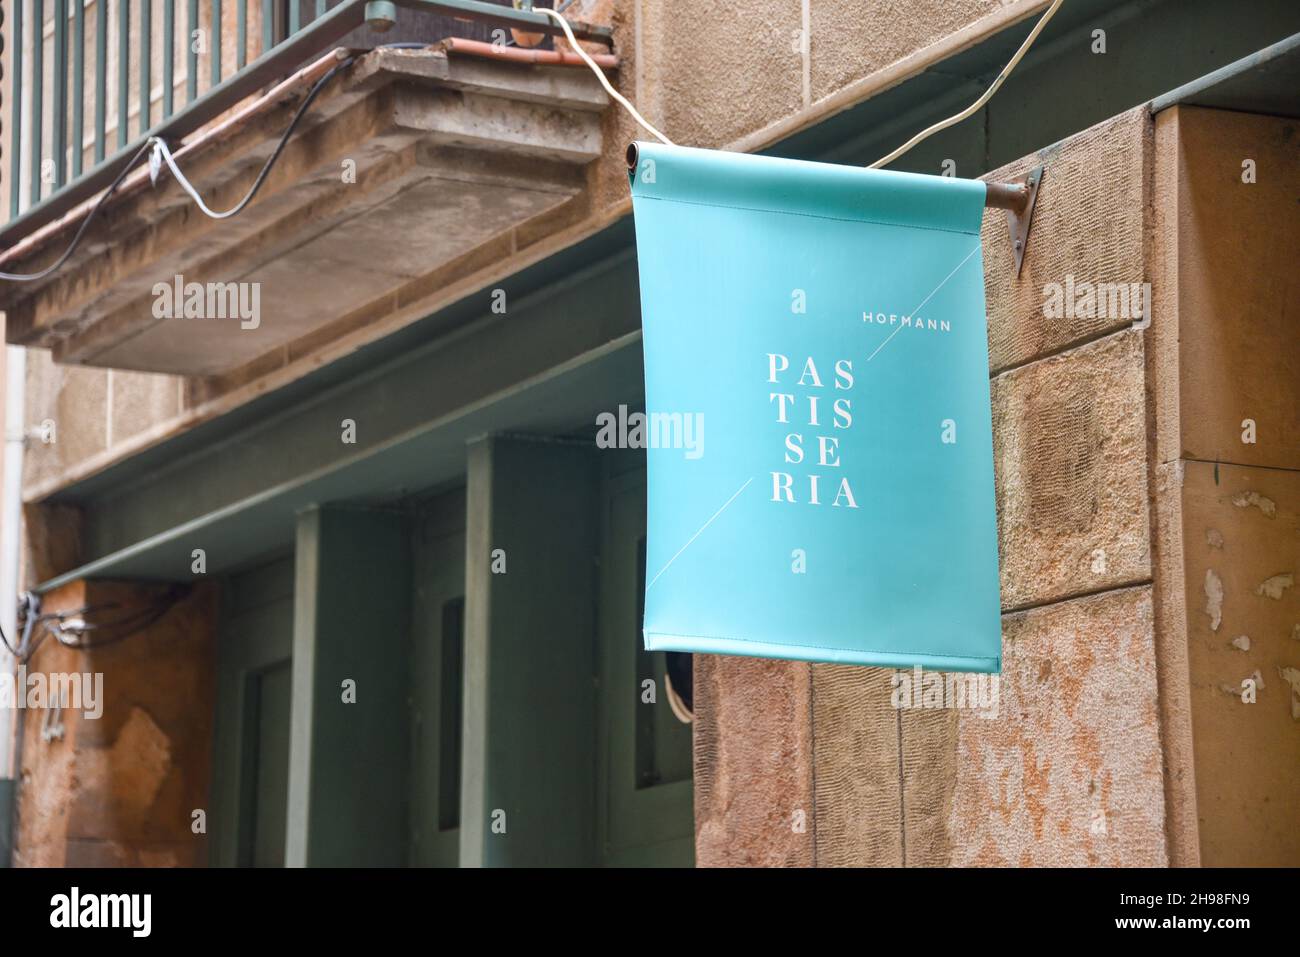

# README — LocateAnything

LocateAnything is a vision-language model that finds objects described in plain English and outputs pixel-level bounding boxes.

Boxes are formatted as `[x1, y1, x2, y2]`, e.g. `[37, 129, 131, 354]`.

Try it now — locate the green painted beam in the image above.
[461, 436, 600, 867]
[70, 248, 642, 566]
[285, 506, 411, 867]
[32, 329, 642, 594]
[1150, 31, 1300, 118]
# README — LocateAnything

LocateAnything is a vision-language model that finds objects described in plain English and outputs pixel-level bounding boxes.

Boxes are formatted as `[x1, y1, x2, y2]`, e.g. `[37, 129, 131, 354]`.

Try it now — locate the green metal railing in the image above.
[6, 0, 360, 224]
[1, 0, 612, 248]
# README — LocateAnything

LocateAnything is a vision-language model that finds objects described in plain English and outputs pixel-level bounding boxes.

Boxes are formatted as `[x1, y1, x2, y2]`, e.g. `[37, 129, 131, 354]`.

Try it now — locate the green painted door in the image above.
[598, 460, 694, 866]
[248, 661, 291, 867]
[212, 556, 294, 867]
[408, 489, 467, 866]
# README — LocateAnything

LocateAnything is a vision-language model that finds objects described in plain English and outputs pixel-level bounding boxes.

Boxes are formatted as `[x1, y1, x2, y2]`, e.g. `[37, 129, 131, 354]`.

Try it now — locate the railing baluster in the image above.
[95, 0, 107, 163]
[186, 0, 196, 102]
[140, 0, 151, 134]
[9, 0, 23, 215]
[290, 0, 300, 35]
[116, 0, 128, 148]
[237, 0, 247, 70]
[261, 0, 272, 57]
[30, 0, 44, 205]
[72, 0, 85, 178]
[163, 0, 174, 118]
[54, 0, 70, 189]
[53, 0, 67, 189]
[316, 1, 327, 20]
[211, 0, 221, 87]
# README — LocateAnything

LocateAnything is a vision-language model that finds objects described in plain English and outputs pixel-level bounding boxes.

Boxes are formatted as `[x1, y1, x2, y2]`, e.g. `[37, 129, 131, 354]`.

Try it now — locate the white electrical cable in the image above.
[868, 0, 1065, 168]
[543, 0, 1063, 169]
[146, 51, 354, 220]
[536, 6, 674, 146]
[0, 55, 352, 278]
[148, 137, 246, 219]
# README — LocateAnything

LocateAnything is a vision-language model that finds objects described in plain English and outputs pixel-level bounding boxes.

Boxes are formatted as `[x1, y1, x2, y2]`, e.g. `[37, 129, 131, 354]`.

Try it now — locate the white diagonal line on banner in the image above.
[647, 477, 754, 590]
[866, 241, 982, 362]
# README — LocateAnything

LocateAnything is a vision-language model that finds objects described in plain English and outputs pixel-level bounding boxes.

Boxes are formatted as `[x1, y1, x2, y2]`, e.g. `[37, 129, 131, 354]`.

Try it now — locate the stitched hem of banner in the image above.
[645, 629, 998, 661]
[633, 194, 983, 237]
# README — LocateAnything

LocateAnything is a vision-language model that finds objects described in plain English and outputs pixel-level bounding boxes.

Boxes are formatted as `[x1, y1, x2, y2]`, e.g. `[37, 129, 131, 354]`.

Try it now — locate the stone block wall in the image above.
[696, 105, 1170, 867]
[695, 102, 1299, 868]
[13, 579, 217, 867]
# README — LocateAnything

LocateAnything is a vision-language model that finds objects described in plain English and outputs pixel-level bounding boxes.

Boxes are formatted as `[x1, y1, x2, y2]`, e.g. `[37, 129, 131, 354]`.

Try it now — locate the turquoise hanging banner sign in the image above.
[629, 142, 1002, 673]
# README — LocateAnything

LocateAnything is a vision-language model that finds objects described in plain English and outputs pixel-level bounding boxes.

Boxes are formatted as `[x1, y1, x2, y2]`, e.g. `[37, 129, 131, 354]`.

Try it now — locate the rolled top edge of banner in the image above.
[626, 140, 987, 237]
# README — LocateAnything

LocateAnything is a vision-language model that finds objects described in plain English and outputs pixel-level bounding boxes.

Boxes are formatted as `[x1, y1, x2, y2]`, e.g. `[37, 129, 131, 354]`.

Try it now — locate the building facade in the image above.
[0, 0, 1296, 867]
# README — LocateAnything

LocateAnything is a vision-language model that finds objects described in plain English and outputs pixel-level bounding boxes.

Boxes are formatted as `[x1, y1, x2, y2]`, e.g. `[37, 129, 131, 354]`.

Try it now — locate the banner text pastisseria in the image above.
[767, 354, 859, 508]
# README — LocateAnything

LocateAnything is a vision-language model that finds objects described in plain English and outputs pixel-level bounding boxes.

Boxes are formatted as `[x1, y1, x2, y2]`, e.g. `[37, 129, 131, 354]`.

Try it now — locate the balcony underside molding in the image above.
[0, 47, 610, 377]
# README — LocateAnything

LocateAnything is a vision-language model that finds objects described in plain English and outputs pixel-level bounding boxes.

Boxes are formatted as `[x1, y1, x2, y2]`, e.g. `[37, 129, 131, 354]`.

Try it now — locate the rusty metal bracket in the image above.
[984, 166, 1043, 277]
